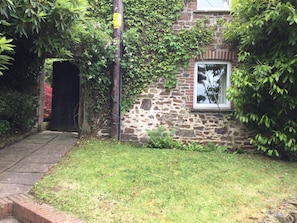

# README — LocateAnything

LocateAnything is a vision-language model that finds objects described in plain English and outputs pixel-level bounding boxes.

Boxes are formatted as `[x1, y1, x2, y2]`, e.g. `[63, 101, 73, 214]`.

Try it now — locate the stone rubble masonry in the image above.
[0, 194, 85, 223]
[121, 78, 254, 149]
[262, 197, 297, 223]
[101, 0, 254, 149]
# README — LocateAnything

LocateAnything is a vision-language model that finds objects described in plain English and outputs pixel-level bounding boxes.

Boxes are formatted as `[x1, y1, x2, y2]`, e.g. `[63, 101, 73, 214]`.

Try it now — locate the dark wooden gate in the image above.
[51, 61, 79, 132]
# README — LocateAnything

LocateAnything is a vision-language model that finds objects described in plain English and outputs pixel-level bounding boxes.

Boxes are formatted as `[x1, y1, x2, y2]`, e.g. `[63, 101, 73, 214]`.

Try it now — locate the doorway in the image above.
[50, 61, 79, 132]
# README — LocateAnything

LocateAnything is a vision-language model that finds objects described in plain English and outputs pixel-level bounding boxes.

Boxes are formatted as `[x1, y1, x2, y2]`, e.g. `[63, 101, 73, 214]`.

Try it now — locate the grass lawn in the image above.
[31, 140, 297, 223]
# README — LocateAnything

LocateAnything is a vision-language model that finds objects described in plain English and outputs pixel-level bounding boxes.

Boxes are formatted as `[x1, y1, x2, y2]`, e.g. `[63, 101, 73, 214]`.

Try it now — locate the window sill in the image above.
[194, 9, 230, 14]
[190, 108, 233, 113]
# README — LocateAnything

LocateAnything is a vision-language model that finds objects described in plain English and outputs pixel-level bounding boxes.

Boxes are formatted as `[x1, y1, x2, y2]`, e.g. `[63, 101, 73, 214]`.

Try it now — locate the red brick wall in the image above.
[0, 194, 85, 223]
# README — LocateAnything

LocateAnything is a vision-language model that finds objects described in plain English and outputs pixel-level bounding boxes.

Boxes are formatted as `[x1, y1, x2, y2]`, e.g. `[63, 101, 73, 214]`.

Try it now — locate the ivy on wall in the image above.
[121, 0, 213, 111]
[80, 0, 213, 134]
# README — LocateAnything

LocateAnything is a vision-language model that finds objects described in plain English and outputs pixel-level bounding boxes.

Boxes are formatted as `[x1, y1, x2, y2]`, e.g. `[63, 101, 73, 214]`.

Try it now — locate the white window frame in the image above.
[196, 0, 231, 12]
[193, 61, 231, 110]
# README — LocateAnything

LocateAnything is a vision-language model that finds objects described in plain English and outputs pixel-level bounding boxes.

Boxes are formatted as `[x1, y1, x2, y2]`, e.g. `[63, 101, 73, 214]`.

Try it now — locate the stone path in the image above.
[0, 131, 78, 223]
[0, 131, 78, 198]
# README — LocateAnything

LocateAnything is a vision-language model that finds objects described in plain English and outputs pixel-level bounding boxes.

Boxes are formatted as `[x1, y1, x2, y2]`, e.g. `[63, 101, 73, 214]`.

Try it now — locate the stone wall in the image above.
[121, 76, 254, 149]
[120, 0, 255, 149]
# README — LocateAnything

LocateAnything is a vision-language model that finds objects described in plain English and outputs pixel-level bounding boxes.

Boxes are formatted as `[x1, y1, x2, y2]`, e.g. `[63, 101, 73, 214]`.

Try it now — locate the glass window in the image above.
[197, 0, 230, 11]
[194, 61, 231, 110]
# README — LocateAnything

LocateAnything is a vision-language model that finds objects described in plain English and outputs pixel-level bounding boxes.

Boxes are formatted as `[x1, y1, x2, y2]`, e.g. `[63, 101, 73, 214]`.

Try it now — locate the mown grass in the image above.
[31, 140, 297, 223]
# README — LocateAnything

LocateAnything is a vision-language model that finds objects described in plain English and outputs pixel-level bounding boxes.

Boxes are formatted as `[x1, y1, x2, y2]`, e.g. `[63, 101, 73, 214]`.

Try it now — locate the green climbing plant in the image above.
[85, 0, 213, 115]
[120, 1, 213, 111]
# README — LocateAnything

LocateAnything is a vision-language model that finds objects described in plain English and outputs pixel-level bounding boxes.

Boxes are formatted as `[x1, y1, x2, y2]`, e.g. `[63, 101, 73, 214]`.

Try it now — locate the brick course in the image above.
[0, 194, 85, 223]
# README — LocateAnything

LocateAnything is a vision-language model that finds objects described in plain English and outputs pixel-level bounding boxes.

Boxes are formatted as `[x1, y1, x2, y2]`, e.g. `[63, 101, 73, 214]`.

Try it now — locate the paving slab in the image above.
[0, 131, 78, 199]
[0, 184, 31, 198]
[0, 154, 26, 163]
[4, 142, 42, 150]
[34, 144, 73, 154]
[7, 163, 52, 173]
[0, 172, 44, 185]
[0, 218, 20, 223]
[0, 162, 15, 173]
[17, 138, 50, 144]
[20, 153, 64, 164]
[0, 149, 33, 159]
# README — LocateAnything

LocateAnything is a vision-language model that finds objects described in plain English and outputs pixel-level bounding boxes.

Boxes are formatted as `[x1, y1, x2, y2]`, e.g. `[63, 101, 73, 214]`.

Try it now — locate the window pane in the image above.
[196, 63, 228, 105]
[198, 0, 229, 8]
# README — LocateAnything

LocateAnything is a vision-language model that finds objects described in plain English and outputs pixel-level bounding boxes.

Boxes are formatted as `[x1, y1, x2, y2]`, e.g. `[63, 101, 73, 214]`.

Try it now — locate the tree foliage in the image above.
[0, 0, 213, 136]
[0, 0, 89, 90]
[0, 0, 89, 132]
[0, 35, 14, 75]
[0, 88, 37, 132]
[0, 0, 88, 57]
[225, 0, 297, 160]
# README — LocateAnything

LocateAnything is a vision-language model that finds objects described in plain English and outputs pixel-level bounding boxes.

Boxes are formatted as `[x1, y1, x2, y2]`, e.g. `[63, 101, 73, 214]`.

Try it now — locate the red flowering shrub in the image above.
[44, 82, 52, 120]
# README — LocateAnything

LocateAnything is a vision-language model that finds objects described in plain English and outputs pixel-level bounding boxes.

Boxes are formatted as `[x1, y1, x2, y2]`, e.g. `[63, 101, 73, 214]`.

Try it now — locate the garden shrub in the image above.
[0, 120, 10, 136]
[75, 20, 115, 134]
[146, 127, 179, 149]
[225, 0, 297, 161]
[0, 89, 37, 132]
[0, 35, 14, 76]
[146, 127, 228, 152]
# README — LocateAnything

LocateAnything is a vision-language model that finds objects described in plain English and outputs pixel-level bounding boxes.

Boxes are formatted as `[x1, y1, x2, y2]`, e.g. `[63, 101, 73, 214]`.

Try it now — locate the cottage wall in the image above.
[120, 0, 254, 149]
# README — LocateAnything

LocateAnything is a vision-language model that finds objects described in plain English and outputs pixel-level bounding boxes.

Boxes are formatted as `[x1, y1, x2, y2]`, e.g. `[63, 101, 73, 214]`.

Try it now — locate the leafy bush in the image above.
[0, 89, 37, 132]
[76, 20, 115, 133]
[0, 120, 10, 136]
[225, 0, 297, 161]
[146, 127, 228, 152]
[146, 127, 180, 149]
[0, 35, 14, 75]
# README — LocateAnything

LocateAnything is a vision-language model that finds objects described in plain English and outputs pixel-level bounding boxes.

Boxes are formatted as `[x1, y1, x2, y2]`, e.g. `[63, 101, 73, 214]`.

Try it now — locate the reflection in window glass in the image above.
[194, 61, 231, 110]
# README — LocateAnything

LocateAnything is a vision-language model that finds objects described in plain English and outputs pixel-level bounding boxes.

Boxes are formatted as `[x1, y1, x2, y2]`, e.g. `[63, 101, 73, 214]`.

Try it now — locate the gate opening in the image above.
[50, 61, 79, 132]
